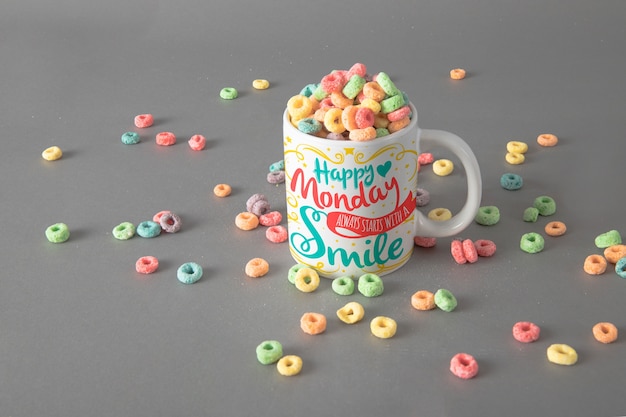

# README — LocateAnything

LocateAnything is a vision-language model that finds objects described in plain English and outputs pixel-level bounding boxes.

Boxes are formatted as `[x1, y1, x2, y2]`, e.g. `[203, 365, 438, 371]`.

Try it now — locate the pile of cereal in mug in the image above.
[287, 63, 412, 141]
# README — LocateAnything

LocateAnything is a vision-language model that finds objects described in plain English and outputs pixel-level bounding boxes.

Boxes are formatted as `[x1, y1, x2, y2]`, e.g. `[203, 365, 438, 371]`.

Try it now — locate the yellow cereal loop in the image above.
[358, 98, 381, 114]
[546, 344, 578, 365]
[506, 141, 528, 154]
[294, 267, 320, 293]
[336, 301, 365, 324]
[277, 355, 303, 376]
[42, 146, 63, 161]
[252, 79, 270, 90]
[370, 316, 397, 339]
[428, 208, 452, 221]
[433, 159, 454, 176]
[287, 95, 314, 121]
[323, 107, 345, 133]
[505, 152, 525, 165]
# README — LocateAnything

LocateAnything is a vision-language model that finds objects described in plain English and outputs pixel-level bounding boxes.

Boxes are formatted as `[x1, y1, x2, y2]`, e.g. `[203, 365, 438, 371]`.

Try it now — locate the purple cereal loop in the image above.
[250, 200, 271, 217]
[267, 170, 285, 184]
[326, 132, 347, 141]
[246, 194, 268, 213]
[159, 212, 182, 233]
[415, 188, 430, 207]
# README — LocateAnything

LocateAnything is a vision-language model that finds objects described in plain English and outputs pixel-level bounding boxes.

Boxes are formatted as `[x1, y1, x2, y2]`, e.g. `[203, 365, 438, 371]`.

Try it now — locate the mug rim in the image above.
[284, 102, 418, 146]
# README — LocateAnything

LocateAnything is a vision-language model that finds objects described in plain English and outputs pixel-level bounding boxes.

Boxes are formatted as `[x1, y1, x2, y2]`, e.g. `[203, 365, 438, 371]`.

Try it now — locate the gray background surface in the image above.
[2, 1, 626, 416]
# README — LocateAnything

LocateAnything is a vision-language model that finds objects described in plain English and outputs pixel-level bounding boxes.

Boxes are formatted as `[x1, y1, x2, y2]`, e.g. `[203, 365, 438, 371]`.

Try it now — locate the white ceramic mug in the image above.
[284, 103, 482, 278]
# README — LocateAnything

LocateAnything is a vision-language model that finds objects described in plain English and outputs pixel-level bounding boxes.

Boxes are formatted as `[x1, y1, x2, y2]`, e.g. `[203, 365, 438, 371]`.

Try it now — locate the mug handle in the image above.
[415, 129, 482, 237]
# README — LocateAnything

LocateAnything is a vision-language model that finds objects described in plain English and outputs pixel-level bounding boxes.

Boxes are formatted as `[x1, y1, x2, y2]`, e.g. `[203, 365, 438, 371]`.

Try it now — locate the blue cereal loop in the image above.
[299, 83, 318, 97]
[269, 160, 285, 172]
[136, 220, 162, 238]
[615, 257, 626, 278]
[500, 173, 523, 190]
[297, 118, 322, 135]
[121, 131, 140, 145]
[177, 262, 203, 284]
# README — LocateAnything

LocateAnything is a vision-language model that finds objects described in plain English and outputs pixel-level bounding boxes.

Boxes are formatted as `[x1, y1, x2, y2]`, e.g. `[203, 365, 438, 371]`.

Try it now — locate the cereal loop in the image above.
[332, 276, 355, 296]
[512, 321, 541, 343]
[387, 116, 411, 134]
[462, 239, 478, 263]
[520, 232, 544, 254]
[294, 267, 320, 293]
[594, 230, 622, 248]
[583, 254, 607, 275]
[287, 95, 313, 121]
[545, 221, 567, 237]
[219, 87, 238, 100]
[188, 134, 206, 151]
[475, 206, 500, 226]
[235, 212, 259, 231]
[256, 340, 283, 365]
[121, 132, 140, 145]
[159, 212, 182, 233]
[252, 79, 270, 90]
[537, 133, 558, 147]
[156, 131, 176, 146]
[277, 355, 303, 376]
[428, 208, 452, 221]
[266, 225, 288, 243]
[349, 127, 377, 142]
[300, 312, 327, 335]
[449, 68, 467, 80]
[505, 152, 525, 165]
[474, 239, 497, 257]
[323, 107, 345, 133]
[414, 236, 437, 248]
[362, 81, 386, 101]
[450, 239, 466, 264]
[358, 273, 384, 297]
[616, 258, 626, 279]
[245, 257, 270, 278]
[411, 290, 436, 311]
[603, 245, 626, 264]
[506, 141, 528, 154]
[433, 159, 454, 176]
[42, 146, 63, 161]
[370, 316, 397, 339]
[592, 322, 618, 344]
[112, 222, 136, 240]
[213, 183, 232, 197]
[534, 195, 556, 216]
[500, 173, 523, 190]
[434, 288, 457, 312]
[177, 262, 203, 284]
[337, 301, 365, 324]
[45, 223, 70, 243]
[546, 344, 578, 365]
[135, 256, 159, 274]
[450, 353, 479, 379]
[134, 113, 154, 128]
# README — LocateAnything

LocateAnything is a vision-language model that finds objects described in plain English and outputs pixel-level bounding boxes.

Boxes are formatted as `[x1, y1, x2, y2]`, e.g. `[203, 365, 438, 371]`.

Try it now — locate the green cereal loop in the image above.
[475, 206, 500, 226]
[121, 131, 140, 145]
[112, 222, 136, 240]
[595, 230, 622, 248]
[332, 276, 355, 296]
[342, 75, 366, 99]
[219, 87, 238, 100]
[297, 118, 322, 135]
[357, 273, 384, 297]
[136, 220, 161, 238]
[376, 128, 390, 138]
[520, 232, 545, 254]
[376, 72, 400, 96]
[523, 207, 539, 222]
[615, 258, 626, 279]
[380, 94, 405, 114]
[256, 340, 283, 365]
[177, 262, 203, 284]
[299, 83, 318, 97]
[533, 195, 556, 216]
[288, 264, 308, 284]
[45, 222, 70, 243]
[434, 288, 457, 312]
[312, 84, 328, 100]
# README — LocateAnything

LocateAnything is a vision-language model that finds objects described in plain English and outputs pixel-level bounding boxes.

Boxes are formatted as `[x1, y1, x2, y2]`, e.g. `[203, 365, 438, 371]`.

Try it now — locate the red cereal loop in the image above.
[354, 107, 375, 129]
[134, 114, 154, 128]
[387, 105, 411, 122]
[512, 321, 541, 343]
[450, 353, 478, 379]
[450, 239, 467, 264]
[259, 211, 282, 226]
[153, 210, 171, 224]
[156, 131, 176, 146]
[321, 72, 346, 94]
[418, 152, 435, 165]
[414, 236, 437, 248]
[462, 239, 478, 263]
[347, 62, 367, 78]
[188, 134, 206, 151]
[474, 239, 497, 257]
[135, 256, 159, 274]
[266, 225, 288, 243]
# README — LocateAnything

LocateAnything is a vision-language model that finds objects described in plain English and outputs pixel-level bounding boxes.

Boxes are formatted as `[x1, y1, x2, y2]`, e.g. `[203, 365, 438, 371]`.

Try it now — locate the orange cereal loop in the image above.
[373, 113, 390, 129]
[583, 254, 607, 275]
[545, 221, 567, 237]
[341, 105, 360, 131]
[450, 68, 466, 80]
[330, 91, 354, 109]
[313, 107, 327, 123]
[245, 257, 269, 278]
[300, 312, 327, 335]
[604, 245, 626, 264]
[213, 183, 232, 197]
[387, 116, 411, 133]
[235, 212, 259, 231]
[362, 81, 387, 101]
[411, 290, 436, 311]
[537, 133, 558, 147]
[592, 322, 618, 344]
[349, 127, 377, 142]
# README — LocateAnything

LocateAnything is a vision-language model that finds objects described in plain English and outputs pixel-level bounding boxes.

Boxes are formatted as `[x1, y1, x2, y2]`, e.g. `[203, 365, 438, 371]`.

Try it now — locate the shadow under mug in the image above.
[284, 103, 482, 278]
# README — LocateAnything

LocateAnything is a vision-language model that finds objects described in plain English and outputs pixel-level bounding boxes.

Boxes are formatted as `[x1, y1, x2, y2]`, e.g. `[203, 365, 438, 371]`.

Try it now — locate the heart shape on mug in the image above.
[377, 161, 392, 177]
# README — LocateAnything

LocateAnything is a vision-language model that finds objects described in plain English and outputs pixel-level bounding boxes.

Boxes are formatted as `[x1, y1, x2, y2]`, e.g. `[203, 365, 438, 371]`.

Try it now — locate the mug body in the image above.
[284, 104, 419, 278]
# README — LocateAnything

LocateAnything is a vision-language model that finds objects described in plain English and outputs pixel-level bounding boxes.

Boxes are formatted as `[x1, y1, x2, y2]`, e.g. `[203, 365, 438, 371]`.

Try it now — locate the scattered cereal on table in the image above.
[188, 134, 206, 151]
[252, 79, 270, 90]
[475, 206, 500, 226]
[533, 196, 556, 216]
[449, 353, 478, 379]
[537, 133, 558, 147]
[159, 211, 182, 233]
[219, 87, 238, 100]
[277, 355, 303, 376]
[449, 68, 467, 80]
[135, 256, 159, 274]
[544, 221, 567, 237]
[332, 276, 355, 296]
[411, 290, 436, 311]
[370, 316, 397, 339]
[300, 312, 327, 335]
[583, 254, 607, 275]
[134, 114, 154, 128]
[520, 232, 544, 254]
[357, 273, 384, 297]
[121, 132, 140, 145]
[42, 146, 63, 161]
[256, 340, 283, 365]
[177, 262, 203, 284]
[512, 321, 541, 343]
[546, 344, 578, 365]
[294, 267, 320, 292]
[594, 229, 622, 248]
[337, 301, 365, 324]
[213, 184, 232, 197]
[500, 173, 523, 190]
[592, 322, 618, 344]
[265, 225, 287, 243]
[45, 222, 70, 243]
[112, 222, 136, 240]
[235, 212, 259, 231]
[245, 257, 269, 278]
[604, 245, 626, 264]
[155, 131, 176, 146]
[433, 159, 454, 176]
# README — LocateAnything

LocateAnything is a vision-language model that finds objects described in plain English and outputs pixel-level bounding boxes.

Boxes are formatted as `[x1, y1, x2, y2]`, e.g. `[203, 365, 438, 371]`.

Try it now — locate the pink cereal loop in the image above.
[418, 153, 435, 165]
[259, 211, 282, 226]
[266, 225, 288, 243]
[474, 239, 497, 257]
[386, 105, 411, 122]
[134, 114, 154, 128]
[450, 239, 467, 264]
[512, 321, 541, 343]
[462, 239, 478, 263]
[156, 131, 176, 146]
[135, 256, 159, 274]
[188, 134, 206, 151]
[450, 353, 478, 379]
[414, 236, 437, 248]
[321, 72, 346, 94]
[347, 62, 367, 79]
[354, 107, 375, 129]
